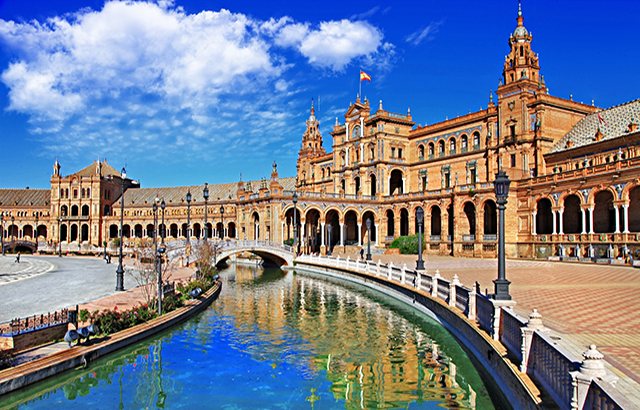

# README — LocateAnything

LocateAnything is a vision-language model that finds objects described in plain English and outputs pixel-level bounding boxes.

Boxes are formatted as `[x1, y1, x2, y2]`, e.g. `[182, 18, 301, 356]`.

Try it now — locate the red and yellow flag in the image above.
[360, 71, 371, 82]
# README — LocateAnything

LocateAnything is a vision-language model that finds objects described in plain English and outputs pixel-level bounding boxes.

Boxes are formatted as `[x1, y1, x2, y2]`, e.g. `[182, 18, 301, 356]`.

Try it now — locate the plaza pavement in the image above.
[1, 252, 639, 405]
[369, 252, 640, 405]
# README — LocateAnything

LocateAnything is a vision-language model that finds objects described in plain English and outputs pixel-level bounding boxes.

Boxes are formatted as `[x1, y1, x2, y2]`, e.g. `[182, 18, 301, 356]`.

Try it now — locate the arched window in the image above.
[428, 143, 435, 156]
[418, 145, 425, 158]
[449, 138, 456, 154]
[461, 135, 468, 151]
[473, 132, 480, 148]
[438, 140, 445, 155]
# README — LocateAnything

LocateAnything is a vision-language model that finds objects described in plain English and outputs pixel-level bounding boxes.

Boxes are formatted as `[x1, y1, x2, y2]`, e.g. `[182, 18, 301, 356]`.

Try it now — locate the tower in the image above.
[297, 99, 326, 186]
[500, 1, 541, 90]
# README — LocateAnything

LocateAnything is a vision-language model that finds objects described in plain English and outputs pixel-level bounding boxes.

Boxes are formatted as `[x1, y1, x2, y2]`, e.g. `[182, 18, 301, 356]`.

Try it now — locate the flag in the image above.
[360, 71, 371, 82]
[597, 112, 607, 126]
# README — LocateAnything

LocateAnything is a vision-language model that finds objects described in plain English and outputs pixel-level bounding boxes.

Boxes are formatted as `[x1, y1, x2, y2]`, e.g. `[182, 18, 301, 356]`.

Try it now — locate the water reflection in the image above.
[1, 264, 498, 409]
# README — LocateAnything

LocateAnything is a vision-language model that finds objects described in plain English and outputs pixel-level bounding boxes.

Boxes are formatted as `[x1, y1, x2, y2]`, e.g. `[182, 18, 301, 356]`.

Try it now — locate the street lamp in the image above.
[115, 167, 126, 292]
[366, 218, 372, 261]
[327, 223, 332, 256]
[292, 192, 298, 255]
[493, 169, 512, 300]
[34, 214, 39, 251]
[1, 214, 4, 256]
[58, 217, 62, 257]
[157, 246, 166, 316]
[416, 208, 425, 270]
[220, 205, 224, 239]
[203, 183, 209, 241]
[161, 199, 166, 245]
[186, 190, 192, 244]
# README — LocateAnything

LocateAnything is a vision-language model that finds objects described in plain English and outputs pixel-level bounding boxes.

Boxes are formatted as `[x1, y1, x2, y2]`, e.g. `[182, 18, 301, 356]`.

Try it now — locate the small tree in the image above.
[131, 242, 175, 306]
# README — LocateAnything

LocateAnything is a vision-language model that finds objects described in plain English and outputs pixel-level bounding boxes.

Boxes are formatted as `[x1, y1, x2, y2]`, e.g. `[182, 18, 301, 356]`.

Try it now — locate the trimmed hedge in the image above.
[388, 234, 425, 255]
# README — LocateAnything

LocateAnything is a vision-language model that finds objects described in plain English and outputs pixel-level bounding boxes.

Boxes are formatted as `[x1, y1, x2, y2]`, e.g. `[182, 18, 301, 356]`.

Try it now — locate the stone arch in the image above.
[629, 185, 640, 232]
[460, 134, 468, 151]
[593, 190, 615, 233]
[430, 205, 441, 236]
[369, 173, 377, 196]
[170, 223, 178, 238]
[389, 169, 404, 195]
[483, 200, 497, 235]
[228, 222, 236, 238]
[386, 209, 395, 238]
[418, 144, 425, 158]
[304, 208, 322, 252]
[449, 136, 457, 154]
[325, 209, 340, 250]
[252, 211, 260, 240]
[60, 224, 68, 242]
[134, 224, 143, 238]
[36, 224, 47, 239]
[562, 194, 582, 234]
[428, 142, 435, 156]
[400, 208, 409, 236]
[462, 201, 476, 236]
[473, 131, 481, 147]
[193, 223, 201, 239]
[71, 205, 79, 216]
[438, 139, 445, 155]
[81, 224, 89, 242]
[344, 209, 358, 245]
[362, 210, 377, 244]
[536, 198, 554, 234]
[354, 175, 361, 194]
[81, 205, 89, 216]
[61, 205, 68, 216]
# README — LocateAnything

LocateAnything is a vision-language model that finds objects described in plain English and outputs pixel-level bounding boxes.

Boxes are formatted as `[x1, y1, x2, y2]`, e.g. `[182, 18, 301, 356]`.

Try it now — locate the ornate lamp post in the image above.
[220, 205, 224, 239]
[327, 223, 332, 256]
[416, 207, 425, 270]
[34, 214, 39, 251]
[160, 199, 166, 245]
[493, 169, 512, 300]
[1, 214, 4, 256]
[58, 217, 62, 257]
[186, 190, 192, 244]
[115, 167, 126, 292]
[292, 192, 298, 255]
[203, 183, 209, 242]
[157, 246, 166, 316]
[366, 218, 372, 261]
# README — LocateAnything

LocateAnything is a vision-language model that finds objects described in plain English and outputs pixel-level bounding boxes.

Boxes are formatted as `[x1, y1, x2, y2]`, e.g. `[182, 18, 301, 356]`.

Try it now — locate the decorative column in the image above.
[301, 221, 306, 250]
[532, 212, 537, 236]
[281, 221, 284, 243]
[614, 205, 620, 234]
[581, 208, 586, 234]
[558, 210, 564, 235]
[375, 223, 380, 247]
[589, 207, 594, 234]
[357, 222, 362, 246]
[623, 204, 630, 233]
[402, 178, 406, 194]
[552, 209, 557, 235]
[320, 222, 325, 247]
[570, 345, 618, 410]
[339, 222, 344, 246]
[520, 309, 545, 373]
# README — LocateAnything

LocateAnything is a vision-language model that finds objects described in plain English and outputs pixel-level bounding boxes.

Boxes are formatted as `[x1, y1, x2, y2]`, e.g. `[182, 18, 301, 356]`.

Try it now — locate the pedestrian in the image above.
[15, 252, 20, 263]
[360, 248, 364, 260]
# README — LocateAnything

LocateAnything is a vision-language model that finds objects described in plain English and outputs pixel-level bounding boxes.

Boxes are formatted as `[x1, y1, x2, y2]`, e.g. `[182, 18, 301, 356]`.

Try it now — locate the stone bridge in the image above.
[168, 239, 295, 267]
[2, 240, 37, 253]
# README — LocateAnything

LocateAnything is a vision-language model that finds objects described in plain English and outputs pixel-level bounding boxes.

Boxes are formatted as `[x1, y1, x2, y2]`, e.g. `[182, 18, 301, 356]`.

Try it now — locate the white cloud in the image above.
[0, 0, 395, 169]
[406, 21, 444, 46]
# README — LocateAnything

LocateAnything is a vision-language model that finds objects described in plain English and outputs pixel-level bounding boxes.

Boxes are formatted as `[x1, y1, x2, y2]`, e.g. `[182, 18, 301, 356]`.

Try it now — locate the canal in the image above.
[0, 264, 505, 409]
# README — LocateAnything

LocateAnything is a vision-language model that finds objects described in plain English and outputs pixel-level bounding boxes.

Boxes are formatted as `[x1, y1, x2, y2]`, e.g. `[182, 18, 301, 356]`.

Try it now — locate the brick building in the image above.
[1, 6, 639, 260]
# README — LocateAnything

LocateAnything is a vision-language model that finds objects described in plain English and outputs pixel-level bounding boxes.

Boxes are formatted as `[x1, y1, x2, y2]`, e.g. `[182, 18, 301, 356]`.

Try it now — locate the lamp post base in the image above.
[416, 259, 425, 271]
[115, 266, 125, 291]
[492, 278, 511, 300]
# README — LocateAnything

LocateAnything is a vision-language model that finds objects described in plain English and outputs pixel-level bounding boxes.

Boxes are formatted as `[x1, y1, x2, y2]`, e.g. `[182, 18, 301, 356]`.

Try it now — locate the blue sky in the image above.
[0, 0, 638, 189]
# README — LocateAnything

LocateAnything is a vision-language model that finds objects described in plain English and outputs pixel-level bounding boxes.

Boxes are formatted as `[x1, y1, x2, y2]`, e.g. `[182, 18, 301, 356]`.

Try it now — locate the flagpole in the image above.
[359, 71, 362, 101]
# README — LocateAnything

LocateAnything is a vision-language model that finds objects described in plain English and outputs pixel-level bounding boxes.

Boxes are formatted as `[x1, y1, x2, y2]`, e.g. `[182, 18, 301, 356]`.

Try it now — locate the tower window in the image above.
[398, 148, 403, 158]
[510, 125, 516, 140]
[510, 154, 516, 168]
[520, 45, 524, 57]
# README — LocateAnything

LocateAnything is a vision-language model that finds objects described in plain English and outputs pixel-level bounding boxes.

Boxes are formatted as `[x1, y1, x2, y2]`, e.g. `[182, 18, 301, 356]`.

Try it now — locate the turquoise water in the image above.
[1, 265, 503, 409]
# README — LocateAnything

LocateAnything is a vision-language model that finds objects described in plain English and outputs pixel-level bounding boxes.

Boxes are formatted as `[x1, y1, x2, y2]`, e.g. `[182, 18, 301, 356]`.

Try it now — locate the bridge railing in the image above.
[295, 253, 633, 410]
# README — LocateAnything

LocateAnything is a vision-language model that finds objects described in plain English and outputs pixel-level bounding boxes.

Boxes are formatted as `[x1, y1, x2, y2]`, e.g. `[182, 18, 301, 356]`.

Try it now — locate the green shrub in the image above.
[283, 238, 294, 246]
[78, 309, 90, 323]
[389, 234, 425, 255]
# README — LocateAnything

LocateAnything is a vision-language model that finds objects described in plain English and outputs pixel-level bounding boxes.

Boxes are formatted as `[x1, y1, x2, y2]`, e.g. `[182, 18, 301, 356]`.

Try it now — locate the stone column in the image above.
[375, 223, 380, 247]
[552, 209, 557, 235]
[321, 222, 325, 247]
[340, 222, 344, 246]
[532, 211, 537, 235]
[520, 309, 545, 373]
[589, 207, 594, 234]
[581, 208, 586, 234]
[623, 204, 630, 233]
[357, 222, 362, 246]
[614, 205, 620, 233]
[402, 178, 406, 194]
[558, 210, 564, 235]
[281, 221, 284, 243]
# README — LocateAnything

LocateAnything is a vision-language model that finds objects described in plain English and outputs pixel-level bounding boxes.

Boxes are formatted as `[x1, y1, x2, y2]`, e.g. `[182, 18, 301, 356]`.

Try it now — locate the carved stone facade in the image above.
[1, 7, 639, 259]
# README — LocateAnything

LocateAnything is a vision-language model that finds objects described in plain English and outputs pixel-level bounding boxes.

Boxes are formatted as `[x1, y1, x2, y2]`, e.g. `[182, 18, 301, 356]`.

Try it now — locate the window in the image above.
[73, 189, 78, 199]
[449, 138, 456, 154]
[461, 135, 468, 151]
[511, 154, 516, 168]
[421, 175, 427, 190]
[419, 145, 424, 158]
[439, 141, 445, 155]
[429, 143, 434, 156]
[444, 172, 451, 188]
[510, 125, 516, 140]
[370, 147, 375, 161]
[391, 147, 396, 157]
[473, 132, 480, 148]
[398, 148, 403, 158]
[470, 168, 477, 184]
